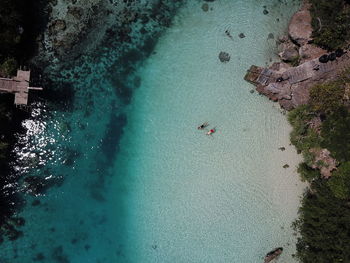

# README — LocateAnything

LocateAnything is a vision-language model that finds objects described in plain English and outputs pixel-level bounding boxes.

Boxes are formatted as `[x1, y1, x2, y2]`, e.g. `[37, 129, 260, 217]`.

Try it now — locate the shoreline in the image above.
[245, 1, 350, 111]
[245, 0, 350, 261]
[0, 0, 50, 244]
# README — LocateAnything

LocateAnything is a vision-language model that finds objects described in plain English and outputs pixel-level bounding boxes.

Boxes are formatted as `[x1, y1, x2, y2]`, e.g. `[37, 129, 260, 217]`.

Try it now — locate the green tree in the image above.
[321, 108, 350, 162]
[309, 82, 345, 113]
[0, 57, 18, 76]
[298, 162, 320, 182]
[310, 0, 350, 50]
[328, 161, 350, 199]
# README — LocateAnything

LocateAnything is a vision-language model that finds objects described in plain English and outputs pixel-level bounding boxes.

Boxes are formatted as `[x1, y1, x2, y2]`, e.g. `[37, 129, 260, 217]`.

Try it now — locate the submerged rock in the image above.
[33, 253, 45, 261]
[239, 33, 245, 38]
[49, 19, 66, 35]
[67, 6, 84, 19]
[264, 247, 283, 263]
[201, 3, 209, 12]
[23, 175, 64, 196]
[218, 51, 230, 62]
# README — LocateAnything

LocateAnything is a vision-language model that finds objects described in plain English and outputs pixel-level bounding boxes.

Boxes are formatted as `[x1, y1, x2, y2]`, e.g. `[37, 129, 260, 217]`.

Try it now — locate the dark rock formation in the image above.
[48, 20, 66, 34]
[239, 33, 245, 38]
[279, 44, 299, 62]
[218, 51, 230, 62]
[67, 6, 84, 19]
[202, 3, 209, 12]
[264, 247, 283, 263]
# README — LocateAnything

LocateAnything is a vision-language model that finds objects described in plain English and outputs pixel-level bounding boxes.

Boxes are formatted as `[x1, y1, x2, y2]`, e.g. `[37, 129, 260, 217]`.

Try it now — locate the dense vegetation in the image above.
[288, 72, 350, 262]
[0, 0, 47, 76]
[309, 0, 350, 50]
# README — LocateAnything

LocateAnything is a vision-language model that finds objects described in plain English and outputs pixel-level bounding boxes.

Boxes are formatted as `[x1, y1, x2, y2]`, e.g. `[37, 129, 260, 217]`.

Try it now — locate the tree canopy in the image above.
[309, 0, 350, 50]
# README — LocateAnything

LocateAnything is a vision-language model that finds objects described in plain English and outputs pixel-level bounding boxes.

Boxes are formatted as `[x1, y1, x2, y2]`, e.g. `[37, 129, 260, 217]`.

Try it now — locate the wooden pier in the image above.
[0, 70, 42, 106]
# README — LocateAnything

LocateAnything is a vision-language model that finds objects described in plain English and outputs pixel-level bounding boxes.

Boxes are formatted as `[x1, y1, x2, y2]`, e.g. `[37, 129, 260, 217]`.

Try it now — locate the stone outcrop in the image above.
[245, 52, 350, 110]
[278, 41, 299, 62]
[244, 1, 350, 110]
[288, 2, 312, 46]
[299, 44, 325, 63]
[48, 19, 66, 34]
[310, 148, 337, 178]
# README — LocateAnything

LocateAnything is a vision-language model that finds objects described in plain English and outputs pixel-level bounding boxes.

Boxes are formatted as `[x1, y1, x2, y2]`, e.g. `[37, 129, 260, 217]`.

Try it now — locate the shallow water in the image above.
[1, 0, 303, 262]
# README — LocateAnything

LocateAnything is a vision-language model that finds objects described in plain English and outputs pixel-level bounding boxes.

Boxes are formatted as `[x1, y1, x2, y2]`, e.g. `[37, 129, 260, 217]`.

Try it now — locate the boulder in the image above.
[278, 41, 299, 62]
[288, 9, 312, 46]
[201, 3, 209, 12]
[219, 51, 230, 62]
[278, 35, 289, 43]
[49, 19, 66, 35]
[279, 46, 299, 62]
[310, 148, 337, 178]
[67, 6, 84, 19]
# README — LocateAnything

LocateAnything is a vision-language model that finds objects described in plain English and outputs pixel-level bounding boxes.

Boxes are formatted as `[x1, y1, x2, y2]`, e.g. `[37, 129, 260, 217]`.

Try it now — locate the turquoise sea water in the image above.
[1, 1, 304, 262]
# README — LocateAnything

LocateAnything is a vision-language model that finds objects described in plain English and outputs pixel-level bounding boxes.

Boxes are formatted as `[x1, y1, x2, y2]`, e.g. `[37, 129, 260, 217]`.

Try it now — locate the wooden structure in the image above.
[0, 70, 42, 105]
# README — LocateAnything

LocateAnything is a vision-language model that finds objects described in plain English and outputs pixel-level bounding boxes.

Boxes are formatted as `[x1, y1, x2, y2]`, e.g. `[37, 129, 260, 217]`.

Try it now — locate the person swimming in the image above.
[197, 122, 209, 130]
[207, 128, 215, 135]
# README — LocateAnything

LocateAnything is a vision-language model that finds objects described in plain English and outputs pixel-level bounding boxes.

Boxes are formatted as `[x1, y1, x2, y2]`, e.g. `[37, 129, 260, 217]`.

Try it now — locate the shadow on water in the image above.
[101, 111, 127, 164]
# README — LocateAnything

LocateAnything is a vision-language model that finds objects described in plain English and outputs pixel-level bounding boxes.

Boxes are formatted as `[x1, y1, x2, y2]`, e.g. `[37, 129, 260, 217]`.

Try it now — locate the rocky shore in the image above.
[244, 1, 350, 110]
[35, 0, 183, 71]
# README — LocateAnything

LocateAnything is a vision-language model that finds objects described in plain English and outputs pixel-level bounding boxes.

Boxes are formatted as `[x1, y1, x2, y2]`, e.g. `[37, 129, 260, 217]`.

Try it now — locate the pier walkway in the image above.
[0, 70, 42, 105]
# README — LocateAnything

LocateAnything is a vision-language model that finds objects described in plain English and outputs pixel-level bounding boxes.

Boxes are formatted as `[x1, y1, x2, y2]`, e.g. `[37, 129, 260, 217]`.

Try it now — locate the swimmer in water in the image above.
[197, 122, 209, 130]
[207, 128, 216, 135]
